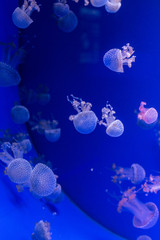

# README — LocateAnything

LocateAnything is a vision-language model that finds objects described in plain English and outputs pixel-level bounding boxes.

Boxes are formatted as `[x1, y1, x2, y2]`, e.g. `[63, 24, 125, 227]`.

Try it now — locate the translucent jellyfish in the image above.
[36, 84, 51, 106]
[99, 102, 124, 137]
[142, 174, 160, 195]
[67, 95, 98, 134]
[11, 105, 30, 124]
[117, 187, 159, 229]
[103, 43, 136, 73]
[6, 158, 32, 184]
[32, 220, 52, 240]
[44, 128, 61, 143]
[0, 42, 24, 87]
[57, 10, 78, 33]
[90, 0, 107, 7]
[105, 0, 121, 13]
[12, 0, 40, 29]
[53, 1, 70, 18]
[30, 163, 57, 197]
[137, 236, 152, 240]
[112, 163, 146, 184]
[138, 102, 158, 125]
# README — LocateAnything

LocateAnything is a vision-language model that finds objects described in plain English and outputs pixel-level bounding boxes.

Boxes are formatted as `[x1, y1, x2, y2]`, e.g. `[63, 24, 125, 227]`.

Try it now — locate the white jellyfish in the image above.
[99, 102, 124, 137]
[105, 0, 121, 13]
[103, 43, 136, 73]
[0, 42, 24, 87]
[57, 10, 78, 33]
[11, 105, 30, 124]
[67, 94, 98, 134]
[6, 158, 32, 184]
[30, 163, 57, 197]
[12, 0, 40, 29]
[32, 220, 52, 240]
[90, 0, 107, 7]
[53, 1, 70, 18]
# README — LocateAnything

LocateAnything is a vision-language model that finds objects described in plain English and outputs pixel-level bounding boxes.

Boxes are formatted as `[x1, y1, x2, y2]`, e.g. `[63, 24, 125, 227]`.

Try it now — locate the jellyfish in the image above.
[57, 10, 78, 33]
[105, 0, 121, 13]
[53, 1, 70, 18]
[12, 0, 40, 29]
[137, 236, 152, 240]
[11, 105, 30, 124]
[138, 102, 158, 125]
[45, 183, 63, 203]
[90, 0, 107, 7]
[32, 220, 52, 240]
[0, 42, 25, 87]
[6, 158, 32, 184]
[112, 163, 146, 184]
[142, 174, 160, 195]
[67, 95, 98, 134]
[44, 128, 61, 143]
[103, 43, 136, 73]
[117, 187, 159, 229]
[30, 163, 57, 197]
[99, 102, 124, 137]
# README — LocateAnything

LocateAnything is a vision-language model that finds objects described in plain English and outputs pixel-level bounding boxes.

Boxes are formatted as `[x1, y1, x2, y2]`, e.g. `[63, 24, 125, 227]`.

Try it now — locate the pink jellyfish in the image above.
[137, 236, 152, 240]
[142, 174, 160, 195]
[103, 43, 136, 73]
[138, 102, 158, 124]
[112, 163, 146, 184]
[117, 187, 159, 229]
[32, 220, 52, 240]
[12, 0, 40, 29]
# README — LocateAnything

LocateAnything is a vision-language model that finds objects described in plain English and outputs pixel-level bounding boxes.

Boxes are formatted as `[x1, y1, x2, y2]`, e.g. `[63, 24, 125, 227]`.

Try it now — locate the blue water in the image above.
[1, 0, 160, 239]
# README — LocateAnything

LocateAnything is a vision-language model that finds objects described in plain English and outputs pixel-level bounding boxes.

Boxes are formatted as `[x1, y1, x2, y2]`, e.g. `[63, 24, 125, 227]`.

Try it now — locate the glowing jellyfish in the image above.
[11, 105, 30, 124]
[12, 0, 40, 29]
[137, 236, 152, 240]
[118, 187, 159, 229]
[57, 10, 78, 33]
[44, 128, 61, 143]
[32, 220, 52, 240]
[67, 94, 98, 134]
[99, 102, 124, 137]
[112, 163, 146, 184]
[6, 158, 32, 184]
[30, 163, 57, 197]
[53, 2, 70, 17]
[103, 43, 136, 73]
[105, 0, 121, 13]
[90, 0, 107, 7]
[0, 42, 24, 87]
[138, 102, 158, 125]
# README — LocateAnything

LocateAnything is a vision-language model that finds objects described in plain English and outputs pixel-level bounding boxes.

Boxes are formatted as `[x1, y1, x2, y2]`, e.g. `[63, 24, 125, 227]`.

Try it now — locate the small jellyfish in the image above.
[90, 0, 107, 7]
[103, 43, 136, 73]
[138, 102, 158, 125]
[12, 0, 40, 29]
[44, 128, 61, 143]
[53, 1, 70, 18]
[32, 220, 52, 240]
[99, 102, 124, 137]
[112, 163, 146, 184]
[67, 95, 98, 134]
[57, 10, 78, 33]
[142, 174, 160, 195]
[11, 105, 30, 124]
[105, 0, 121, 13]
[137, 236, 152, 240]
[117, 187, 159, 229]
[0, 42, 24, 87]
[30, 163, 57, 197]
[6, 158, 32, 184]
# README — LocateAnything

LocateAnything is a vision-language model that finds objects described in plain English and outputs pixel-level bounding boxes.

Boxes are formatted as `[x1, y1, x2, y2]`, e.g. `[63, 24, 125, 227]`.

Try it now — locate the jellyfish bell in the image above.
[57, 10, 78, 33]
[53, 2, 70, 18]
[0, 62, 21, 87]
[106, 119, 124, 137]
[44, 128, 61, 142]
[12, 0, 40, 29]
[103, 43, 136, 73]
[130, 163, 146, 184]
[105, 0, 121, 13]
[32, 220, 52, 240]
[138, 102, 158, 125]
[11, 105, 30, 124]
[6, 158, 32, 184]
[90, 0, 107, 7]
[137, 235, 152, 240]
[67, 95, 98, 134]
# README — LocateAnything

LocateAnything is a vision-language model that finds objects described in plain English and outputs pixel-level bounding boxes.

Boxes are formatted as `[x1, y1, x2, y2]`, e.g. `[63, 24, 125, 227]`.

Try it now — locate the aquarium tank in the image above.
[0, 0, 160, 239]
